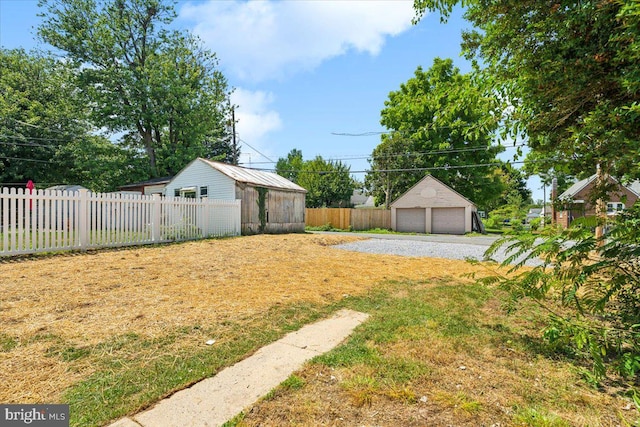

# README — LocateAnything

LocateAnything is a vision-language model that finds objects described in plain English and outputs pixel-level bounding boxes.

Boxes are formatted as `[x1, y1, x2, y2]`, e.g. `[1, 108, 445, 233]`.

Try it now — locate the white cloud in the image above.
[179, 0, 415, 82]
[230, 88, 282, 165]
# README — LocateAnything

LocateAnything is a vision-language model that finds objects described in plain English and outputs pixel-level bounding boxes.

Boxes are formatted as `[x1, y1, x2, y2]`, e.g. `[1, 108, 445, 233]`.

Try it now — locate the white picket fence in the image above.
[0, 187, 241, 256]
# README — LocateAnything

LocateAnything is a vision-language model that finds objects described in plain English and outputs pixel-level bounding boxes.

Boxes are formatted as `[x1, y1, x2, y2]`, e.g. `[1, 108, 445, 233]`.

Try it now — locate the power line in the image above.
[0, 138, 59, 149]
[7, 118, 71, 137]
[0, 133, 67, 144]
[237, 138, 274, 163]
[0, 156, 52, 163]
[251, 160, 524, 175]
[245, 143, 526, 166]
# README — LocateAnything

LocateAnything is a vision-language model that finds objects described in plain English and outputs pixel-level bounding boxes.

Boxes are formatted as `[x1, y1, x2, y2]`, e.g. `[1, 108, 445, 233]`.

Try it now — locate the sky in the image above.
[0, 0, 545, 203]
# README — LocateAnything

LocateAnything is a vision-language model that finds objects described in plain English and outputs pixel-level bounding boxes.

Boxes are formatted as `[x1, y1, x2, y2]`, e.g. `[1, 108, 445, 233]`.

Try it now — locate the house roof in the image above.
[559, 174, 640, 199]
[558, 175, 596, 200]
[45, 184, 89, 192]
[119, 176, 172, 190]
[198, 158, 307, 193]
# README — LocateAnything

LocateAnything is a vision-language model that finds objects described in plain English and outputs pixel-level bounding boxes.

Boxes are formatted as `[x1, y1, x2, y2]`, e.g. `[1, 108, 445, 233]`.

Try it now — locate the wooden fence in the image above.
[306, 208, 390, 230]
[0, 188, 241, 257]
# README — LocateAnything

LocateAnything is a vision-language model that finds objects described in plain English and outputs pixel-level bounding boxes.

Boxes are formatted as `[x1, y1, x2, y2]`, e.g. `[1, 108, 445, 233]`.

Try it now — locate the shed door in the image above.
[432, 207, 465, 235]
[396, 208, 426, 233]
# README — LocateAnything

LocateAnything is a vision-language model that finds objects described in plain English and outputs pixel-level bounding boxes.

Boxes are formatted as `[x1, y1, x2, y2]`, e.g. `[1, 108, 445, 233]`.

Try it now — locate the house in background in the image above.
[554, 174, 639, 228]
[350, 190, 375, 208]
[45, 184, 89, 193]
[118, 177, 172, 195]
[390, 175, 480, 235]
[164, 158, 307, 235]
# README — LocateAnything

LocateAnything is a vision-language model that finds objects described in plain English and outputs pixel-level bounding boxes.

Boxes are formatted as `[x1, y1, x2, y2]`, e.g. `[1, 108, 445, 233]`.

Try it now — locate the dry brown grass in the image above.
[0, 233, 483, 404]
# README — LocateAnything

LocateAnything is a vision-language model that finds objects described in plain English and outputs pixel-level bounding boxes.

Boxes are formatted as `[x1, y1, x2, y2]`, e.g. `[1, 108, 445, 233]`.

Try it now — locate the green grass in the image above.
[61, 302, 334, 427]
[232, 280, 636, 426]
[35, 276, 636, 426]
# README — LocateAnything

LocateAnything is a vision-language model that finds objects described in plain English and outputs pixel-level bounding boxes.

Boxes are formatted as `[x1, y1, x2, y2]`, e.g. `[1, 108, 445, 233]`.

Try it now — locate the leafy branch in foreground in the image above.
[475, 207, 640, 384]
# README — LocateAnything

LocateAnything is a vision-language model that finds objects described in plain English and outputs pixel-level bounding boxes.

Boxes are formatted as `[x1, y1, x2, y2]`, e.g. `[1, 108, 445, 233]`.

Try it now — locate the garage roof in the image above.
[391, 174, 476, 208]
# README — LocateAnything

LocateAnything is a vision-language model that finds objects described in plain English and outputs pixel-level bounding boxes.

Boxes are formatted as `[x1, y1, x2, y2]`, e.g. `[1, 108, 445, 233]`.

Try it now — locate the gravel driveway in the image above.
[319, 232, 543, 267]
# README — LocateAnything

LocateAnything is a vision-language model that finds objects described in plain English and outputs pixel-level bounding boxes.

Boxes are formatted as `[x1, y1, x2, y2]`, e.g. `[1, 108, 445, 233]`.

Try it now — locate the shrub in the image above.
[478, 205, 640, 382]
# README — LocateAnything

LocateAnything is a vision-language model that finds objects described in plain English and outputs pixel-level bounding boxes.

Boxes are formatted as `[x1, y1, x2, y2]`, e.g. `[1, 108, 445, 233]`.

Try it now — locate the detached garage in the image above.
[391, 175, 477, 235]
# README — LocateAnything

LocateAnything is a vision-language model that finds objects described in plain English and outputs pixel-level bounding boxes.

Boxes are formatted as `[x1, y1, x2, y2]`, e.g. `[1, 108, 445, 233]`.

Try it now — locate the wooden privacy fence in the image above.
[306, 208, 390, 230]
[0, 187, 241, 257]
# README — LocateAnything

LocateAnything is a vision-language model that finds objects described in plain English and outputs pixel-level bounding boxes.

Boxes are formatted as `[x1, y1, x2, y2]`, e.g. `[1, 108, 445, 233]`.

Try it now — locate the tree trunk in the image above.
[137, 122, 157, 177]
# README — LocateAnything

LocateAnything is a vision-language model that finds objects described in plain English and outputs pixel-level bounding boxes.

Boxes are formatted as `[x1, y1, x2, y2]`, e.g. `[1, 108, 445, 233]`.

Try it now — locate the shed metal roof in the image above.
[199, 158, 307, 192]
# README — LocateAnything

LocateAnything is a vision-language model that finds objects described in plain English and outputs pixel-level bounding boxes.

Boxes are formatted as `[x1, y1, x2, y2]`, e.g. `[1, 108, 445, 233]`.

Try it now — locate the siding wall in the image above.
[391, 176, 476, 234]
[238, 185, 306, 234]
[164, 159, 235, 200]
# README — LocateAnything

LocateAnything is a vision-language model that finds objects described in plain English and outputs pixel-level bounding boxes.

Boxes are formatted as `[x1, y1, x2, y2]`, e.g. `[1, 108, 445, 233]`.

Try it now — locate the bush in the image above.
[479, 206, 640, 382]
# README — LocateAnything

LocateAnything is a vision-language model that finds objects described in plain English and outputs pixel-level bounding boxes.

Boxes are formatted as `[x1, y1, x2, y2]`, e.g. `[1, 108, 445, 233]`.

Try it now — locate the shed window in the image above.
[200, 186, 208, 198]
[174, 189, 180, 197]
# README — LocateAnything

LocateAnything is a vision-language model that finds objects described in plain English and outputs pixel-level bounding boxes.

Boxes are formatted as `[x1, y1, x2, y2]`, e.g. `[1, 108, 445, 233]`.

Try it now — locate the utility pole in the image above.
[594, 163, 607, 245]
[231, 106, 239, 165]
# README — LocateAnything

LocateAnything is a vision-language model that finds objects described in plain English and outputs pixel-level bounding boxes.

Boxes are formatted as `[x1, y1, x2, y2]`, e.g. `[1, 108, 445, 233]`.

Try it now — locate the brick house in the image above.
[554, 174, 639, 228]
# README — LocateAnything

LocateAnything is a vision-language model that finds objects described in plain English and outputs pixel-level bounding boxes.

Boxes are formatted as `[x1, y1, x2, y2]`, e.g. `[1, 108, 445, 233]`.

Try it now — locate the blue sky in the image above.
[0, 0, 544, 202]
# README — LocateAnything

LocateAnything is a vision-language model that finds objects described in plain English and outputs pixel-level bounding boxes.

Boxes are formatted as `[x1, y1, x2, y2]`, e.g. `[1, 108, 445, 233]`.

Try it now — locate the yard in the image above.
[0, 233, 636, 426]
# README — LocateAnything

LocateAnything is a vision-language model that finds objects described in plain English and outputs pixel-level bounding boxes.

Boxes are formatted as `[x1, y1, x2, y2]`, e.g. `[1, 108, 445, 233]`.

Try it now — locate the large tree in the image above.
[367, 58, 504, 209]
[38, 0, 233, 177]
[414, 0, 640, 195]
[275, 151, 355, 208]
[0, 48, 144, 191]
[275, 149, 305, 183]
[298, 156, 354, 208]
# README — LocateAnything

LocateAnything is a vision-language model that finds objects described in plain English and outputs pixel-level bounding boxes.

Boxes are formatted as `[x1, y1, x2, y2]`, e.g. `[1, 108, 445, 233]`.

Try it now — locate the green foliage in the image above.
[413, 0, 640, 194]
[488, 163, 532, 212]
[480, 205, 640, 381]
[485, 190, 528, 232]
[367, 58, 504, 208]
[0, 48, 146, 191]
[275, 149, 304, 183]
[256, 187, 268, 233]
[38, 0, 233, 177]
[276, 151, 355, 208]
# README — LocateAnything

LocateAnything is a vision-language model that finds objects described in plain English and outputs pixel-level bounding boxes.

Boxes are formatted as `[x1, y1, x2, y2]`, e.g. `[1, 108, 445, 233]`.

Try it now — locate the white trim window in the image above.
[606, 202, 625, 215]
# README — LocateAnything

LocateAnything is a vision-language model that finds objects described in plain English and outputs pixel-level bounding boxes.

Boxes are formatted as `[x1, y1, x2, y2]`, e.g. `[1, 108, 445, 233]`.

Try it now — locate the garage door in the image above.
[396, 208, 426, 233]
[432, 207, 465, 234]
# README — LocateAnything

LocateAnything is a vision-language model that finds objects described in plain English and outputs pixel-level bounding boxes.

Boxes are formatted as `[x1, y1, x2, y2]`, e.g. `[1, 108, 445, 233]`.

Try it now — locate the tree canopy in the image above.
[38, 0, 233, 177]
[275, 149, 305, 183]
[0, 48, 145, 191]
[275, 150, 355, 208]
[414, 0, 640, 193]
[367, 58, 504, 209]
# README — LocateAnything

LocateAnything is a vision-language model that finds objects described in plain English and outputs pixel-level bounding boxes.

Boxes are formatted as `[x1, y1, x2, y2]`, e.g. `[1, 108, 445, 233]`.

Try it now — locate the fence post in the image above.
[152, 194, 162, 242]
[78, 189, 89, 250]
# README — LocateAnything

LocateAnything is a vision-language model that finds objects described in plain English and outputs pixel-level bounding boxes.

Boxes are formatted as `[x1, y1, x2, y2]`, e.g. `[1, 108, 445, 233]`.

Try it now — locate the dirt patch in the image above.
[0, 233, 482, 403]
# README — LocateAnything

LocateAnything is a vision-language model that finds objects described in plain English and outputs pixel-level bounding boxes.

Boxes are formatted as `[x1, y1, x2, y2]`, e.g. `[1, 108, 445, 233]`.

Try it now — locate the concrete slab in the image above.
[107, 309, 368, 427]
[106, 418, 140, 427]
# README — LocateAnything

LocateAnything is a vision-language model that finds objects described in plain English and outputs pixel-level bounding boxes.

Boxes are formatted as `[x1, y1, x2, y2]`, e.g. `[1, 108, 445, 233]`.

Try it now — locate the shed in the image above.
[164, 158, 307, 235]
[390, 175, 477, 235]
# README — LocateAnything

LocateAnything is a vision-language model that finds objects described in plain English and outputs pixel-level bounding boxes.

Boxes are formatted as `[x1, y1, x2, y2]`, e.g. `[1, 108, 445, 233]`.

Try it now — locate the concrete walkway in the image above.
[108, 309, 369, 427]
